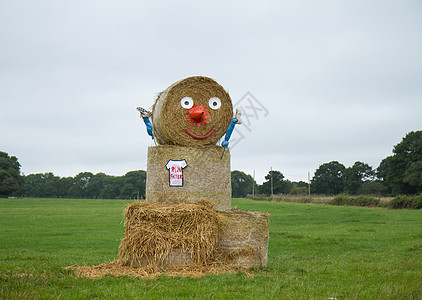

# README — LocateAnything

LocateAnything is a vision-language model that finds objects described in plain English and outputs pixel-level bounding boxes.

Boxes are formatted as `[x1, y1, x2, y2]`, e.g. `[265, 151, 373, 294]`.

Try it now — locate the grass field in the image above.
[1, 198, 421, 299]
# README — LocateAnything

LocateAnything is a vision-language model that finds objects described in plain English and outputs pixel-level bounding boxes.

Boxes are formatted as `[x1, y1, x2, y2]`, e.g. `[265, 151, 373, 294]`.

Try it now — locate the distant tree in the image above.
[357, 181, 390, 195]
[0, 170, 20, 197]
[19, 173, 60, 197]
[0, 151, 22, 196]
[231, 170, 254, 198]
[98, 175, 124, 199]
[85, 173, 107, 198]
[120, 183, 137, 198]
[311, 161, 345, 195]
[19, 174, 41, 197]
[289, 181, 309, 195]
[18, 170, 147, 199]
[290, 186, 308, 195]
[69, 172, 127, 199]
[381, 131, 422, 194]
[259, 170, 292, 195]
[376, 156, 391, 181]
[41, 173, 60, 197]
[122, 170, 146, 198]
[68, 172, 94, 198]
[294, 181, 308, 188]
[403, 161, 422, 193]
[34, 173, 59, 197]
[343, 161, 375, 195]
[0, 151, 21, 179]
[57, 176, 73, 197]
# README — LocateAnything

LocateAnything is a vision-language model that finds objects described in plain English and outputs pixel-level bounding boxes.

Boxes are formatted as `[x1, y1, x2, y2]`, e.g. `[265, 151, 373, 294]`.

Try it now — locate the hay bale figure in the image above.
[69, 76, 268, 278]
[130, 76, 269, 271]
[67, 76, 268, 278]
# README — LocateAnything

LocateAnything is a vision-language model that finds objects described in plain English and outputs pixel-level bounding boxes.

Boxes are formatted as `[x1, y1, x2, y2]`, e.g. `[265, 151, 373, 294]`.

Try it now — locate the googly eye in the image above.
[208, 97, 221, 110]
[180, 97, 194, 109]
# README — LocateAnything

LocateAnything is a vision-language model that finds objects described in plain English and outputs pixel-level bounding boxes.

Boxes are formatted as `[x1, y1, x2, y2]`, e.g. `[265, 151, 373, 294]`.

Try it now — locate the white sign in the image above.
[166, 159, 188, 187]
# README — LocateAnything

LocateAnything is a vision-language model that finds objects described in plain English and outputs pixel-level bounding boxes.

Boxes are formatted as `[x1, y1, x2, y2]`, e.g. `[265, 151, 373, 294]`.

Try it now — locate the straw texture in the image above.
[152, 76, 233, 146]
[146, 145, 231, 210]
[68, 202, 269, 278]
[218, 209, 269, 268]
[118, 200, 223, 269]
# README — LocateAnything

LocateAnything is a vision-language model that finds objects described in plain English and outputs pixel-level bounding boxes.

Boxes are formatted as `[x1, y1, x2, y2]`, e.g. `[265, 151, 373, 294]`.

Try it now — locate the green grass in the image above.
[1, 198, 421, 299]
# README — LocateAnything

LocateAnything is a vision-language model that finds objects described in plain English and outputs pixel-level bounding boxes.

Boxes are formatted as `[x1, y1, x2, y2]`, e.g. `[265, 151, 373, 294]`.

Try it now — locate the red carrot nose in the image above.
[185, 104, 210, 127]
[190, 106, 204, 122]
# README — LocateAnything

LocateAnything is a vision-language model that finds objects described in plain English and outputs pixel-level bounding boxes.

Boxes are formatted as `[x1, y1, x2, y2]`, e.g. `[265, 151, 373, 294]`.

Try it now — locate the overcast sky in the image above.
[1, 0, 421, 184]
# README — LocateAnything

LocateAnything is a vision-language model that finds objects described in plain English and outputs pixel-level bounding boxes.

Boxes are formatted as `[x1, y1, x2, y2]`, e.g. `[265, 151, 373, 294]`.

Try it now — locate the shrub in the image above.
[246, 194, 271, 201]
[298, 197, 312, 204]
[330, 194, 379, 207]
[355, 195, 380, 207]
[389, 195, 415, 209]
[290, 187, 308, 196]
[330, 194, 349, 206]
[413, 195, 422, 209]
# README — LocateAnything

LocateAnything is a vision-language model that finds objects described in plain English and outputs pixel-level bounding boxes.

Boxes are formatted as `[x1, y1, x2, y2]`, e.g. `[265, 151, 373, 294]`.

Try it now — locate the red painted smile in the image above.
[184, 127, 216, 140]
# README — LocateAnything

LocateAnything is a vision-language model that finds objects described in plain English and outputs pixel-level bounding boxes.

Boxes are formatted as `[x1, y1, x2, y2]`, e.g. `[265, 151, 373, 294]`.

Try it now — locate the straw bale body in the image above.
[146, 145, 231, 210]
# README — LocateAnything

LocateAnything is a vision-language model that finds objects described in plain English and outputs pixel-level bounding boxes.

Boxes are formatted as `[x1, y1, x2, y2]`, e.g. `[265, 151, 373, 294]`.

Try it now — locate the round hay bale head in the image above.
[152, 76, 233, 146]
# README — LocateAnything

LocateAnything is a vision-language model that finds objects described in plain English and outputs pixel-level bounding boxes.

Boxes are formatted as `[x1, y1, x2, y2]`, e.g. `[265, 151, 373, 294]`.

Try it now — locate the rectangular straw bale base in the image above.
[218, 209, 269, 268]
[119, 202, 269, 270]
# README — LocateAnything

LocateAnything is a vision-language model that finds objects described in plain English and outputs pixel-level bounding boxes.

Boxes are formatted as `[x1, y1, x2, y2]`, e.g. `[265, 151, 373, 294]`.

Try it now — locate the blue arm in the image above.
[142, 117, 154, 140]
[222, 118, 238, 148]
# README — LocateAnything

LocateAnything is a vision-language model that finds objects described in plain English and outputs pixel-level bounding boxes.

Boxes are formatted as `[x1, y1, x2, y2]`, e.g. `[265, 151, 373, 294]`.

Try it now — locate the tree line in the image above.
[18, 171, 146, 199]
[1, 130, 421, 198]
[310, 130, 422, 196]
[0, 152, 146, 199]
[232, 131, 422, 197]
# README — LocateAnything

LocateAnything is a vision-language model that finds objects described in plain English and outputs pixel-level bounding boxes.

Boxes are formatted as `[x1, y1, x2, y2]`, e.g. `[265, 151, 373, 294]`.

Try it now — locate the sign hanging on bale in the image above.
[166, 159, 187, 187]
